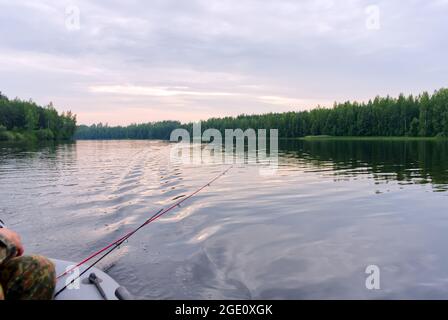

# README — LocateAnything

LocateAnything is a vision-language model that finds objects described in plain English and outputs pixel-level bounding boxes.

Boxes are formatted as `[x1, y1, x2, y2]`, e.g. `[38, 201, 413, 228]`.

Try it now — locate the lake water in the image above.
[1, 139, 448, 299]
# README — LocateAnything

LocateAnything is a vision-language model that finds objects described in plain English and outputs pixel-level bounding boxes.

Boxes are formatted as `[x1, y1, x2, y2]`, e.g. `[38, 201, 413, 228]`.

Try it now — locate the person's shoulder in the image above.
[0, 230, 18, 262]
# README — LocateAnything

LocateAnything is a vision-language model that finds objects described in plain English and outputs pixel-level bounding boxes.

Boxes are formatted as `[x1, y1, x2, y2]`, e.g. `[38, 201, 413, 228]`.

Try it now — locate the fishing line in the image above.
[54, 165, 232, 297]
[54, 207, 164, 298]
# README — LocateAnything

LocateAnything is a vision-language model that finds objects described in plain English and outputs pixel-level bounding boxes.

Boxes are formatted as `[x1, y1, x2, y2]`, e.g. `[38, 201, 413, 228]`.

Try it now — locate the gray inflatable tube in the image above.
[52, 259, 132, 300]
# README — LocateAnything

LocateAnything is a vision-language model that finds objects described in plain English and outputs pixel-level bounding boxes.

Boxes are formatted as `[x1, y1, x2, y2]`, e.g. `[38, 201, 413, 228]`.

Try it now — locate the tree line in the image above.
[0, 92, 77, 141]
[75, 121, 181, 140]
[75, 88, 448, 140]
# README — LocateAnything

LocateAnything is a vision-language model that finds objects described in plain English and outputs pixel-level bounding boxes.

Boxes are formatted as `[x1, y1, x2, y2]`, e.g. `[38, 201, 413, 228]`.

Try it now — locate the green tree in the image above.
[409, 118, 419, 137]
[25, 104, 39, 131]
[0, 93, 76, 141]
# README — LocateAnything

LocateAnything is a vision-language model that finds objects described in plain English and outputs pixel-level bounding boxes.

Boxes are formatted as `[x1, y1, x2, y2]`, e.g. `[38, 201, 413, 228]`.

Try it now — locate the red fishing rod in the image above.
[54, 165, 232, 297]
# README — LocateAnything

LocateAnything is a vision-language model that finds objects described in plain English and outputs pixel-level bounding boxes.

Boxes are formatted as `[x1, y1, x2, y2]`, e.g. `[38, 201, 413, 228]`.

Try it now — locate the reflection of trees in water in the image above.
[279, 140, 448, 191]
[0, 141, 77, 171]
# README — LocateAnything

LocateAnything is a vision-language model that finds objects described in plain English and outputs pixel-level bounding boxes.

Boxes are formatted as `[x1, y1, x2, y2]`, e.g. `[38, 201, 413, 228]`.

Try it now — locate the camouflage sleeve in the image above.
[0, 233, 18, 266]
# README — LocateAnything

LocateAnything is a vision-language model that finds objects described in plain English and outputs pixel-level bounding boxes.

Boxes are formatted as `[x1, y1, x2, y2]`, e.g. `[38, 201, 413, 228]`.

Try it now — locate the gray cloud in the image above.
[0, 0, 447, 124]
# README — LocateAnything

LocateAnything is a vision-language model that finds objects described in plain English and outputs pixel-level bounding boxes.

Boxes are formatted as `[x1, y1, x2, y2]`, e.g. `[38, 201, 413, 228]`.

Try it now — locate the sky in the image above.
[0, 0, 447, 125]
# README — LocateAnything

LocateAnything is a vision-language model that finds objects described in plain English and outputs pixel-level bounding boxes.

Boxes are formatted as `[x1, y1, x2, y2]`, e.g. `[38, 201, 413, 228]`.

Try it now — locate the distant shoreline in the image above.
[3, 136, 447, 146]
[0, 130, 74, 143]
[68, 136, 448, 142]
[293, 136, 448, 141]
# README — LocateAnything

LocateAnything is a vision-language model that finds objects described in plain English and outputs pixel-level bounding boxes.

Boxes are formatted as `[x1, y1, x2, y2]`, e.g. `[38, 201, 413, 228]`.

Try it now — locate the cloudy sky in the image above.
[0, 0, 447, 125]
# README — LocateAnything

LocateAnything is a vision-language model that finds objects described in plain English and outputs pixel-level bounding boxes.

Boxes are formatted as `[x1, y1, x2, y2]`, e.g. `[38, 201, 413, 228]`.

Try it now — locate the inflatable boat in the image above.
[53, 259, 132, 300]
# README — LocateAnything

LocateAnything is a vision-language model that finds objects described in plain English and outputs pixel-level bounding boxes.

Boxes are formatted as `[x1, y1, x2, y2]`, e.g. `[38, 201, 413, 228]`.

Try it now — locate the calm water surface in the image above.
[1, 139, 448, 299]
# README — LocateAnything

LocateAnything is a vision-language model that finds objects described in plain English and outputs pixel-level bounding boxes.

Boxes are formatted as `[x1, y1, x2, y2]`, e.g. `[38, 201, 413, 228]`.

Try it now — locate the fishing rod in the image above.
[54, 209, 163, 298]
[54, 165, 232, 298]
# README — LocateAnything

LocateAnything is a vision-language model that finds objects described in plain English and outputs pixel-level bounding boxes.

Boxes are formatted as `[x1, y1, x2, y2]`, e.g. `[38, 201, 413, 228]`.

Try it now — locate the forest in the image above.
[75, 89, 448, 140]
[75, 120, 181, 140]
[0, 92, 77, 142]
